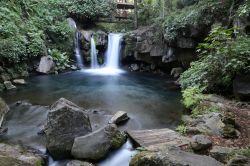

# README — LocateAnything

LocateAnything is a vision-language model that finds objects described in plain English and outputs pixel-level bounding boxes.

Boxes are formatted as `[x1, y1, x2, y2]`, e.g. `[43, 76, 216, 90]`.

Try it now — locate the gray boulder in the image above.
[71, 124, 126, 161]
[109, 111, 129, 124]
[44, 98, 92, 159]
[130, 145, 223, 166]
[130, 64, 140, 71]
[191, 135, 212, 151]
[0, 97, 9, 127]
[185, 112, 225, 136]
[67, 160, 94, 166]
[210, 146, 237, 163]
[171, 67, 184, 78]
[4, 81, 16, 90]
[227, 155, 250, 166]
[37, 56, 55, 74]
[13, 79, 26, 85]
[0, 143, 44, 166]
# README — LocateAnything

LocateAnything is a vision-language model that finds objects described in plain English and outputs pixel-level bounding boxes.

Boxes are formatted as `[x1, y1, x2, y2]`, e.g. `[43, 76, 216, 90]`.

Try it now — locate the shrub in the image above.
[180, 26, 250, 92]
[176, 124, 187, 135]
[48, 49, 70, 72]
[182, 86, 204, 109]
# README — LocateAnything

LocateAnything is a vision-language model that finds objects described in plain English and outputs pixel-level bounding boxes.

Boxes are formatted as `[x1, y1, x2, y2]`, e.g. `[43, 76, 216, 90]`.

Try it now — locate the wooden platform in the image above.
[127, 128, 191, 150]
[117, 3, 134, 9]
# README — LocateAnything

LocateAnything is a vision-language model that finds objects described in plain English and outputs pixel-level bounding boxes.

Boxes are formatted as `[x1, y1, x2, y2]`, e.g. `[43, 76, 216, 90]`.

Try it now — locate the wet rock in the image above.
[109, 111, 129, 124]
[0, 83, 4, 92]
[71, 65, 78, 71]
[44, 98, 92, 159]
[4, 81, 16, 90]
[81, 30, 93, 42]
[210, 146, 237, 163]
[1, 73, 11, 82]
[227, 155, 250, 166]
[37, 56, 55, 74]
[191, 135, 212, 151]
[171, 67, 184, 78]
[0, 127, 8, 135]
[71, 124, 126, 161]
[13, 79, 26, 85]
[233, 74, 250, 99]
[130, 64, 140, 71]
[67, 160, 94, 166]
[0, 98, 9, 127]
[0, 143, 44, 166]
[184, 113, 225, 136]
[177, 37, 197, 48]
[130, 145, 223, 166]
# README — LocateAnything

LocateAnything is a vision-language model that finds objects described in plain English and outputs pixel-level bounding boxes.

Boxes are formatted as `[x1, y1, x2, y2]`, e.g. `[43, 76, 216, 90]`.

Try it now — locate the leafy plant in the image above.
[182, 86, 204, 109]
[48, 49, 70, 71]
[176, 124, 187, 135]
[180, 26, 250, 92]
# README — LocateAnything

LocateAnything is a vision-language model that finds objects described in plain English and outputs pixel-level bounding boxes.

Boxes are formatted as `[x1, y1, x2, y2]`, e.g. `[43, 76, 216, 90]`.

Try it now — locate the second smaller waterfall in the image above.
[91, 36, 99, 69]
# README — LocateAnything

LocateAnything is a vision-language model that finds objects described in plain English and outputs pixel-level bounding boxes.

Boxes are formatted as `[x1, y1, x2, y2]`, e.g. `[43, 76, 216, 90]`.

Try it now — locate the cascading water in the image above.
[67, 18, 84, 69]
[75, 31, 84, 69]
[98, 139, 137, 166]
[85, 33, 124, 75]
[91, 36, 99, 69]
[105, 33, 123, 69]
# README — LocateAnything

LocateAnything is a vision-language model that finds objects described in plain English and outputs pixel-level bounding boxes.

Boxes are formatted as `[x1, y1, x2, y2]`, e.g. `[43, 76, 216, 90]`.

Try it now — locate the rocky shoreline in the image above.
[0, 94, 249, 166]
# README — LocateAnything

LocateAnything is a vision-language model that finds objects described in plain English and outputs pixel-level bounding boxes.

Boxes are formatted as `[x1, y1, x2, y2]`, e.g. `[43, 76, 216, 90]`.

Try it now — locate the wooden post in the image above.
[134, 0, 138, 29]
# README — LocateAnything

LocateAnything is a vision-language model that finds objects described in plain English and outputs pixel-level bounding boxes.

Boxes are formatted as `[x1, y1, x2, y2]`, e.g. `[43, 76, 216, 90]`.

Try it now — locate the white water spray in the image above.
[75, 31, 84, 69]
[91, 36, 99, 69]
[105, 33, 123, 69]
[85, 33, 124, 75]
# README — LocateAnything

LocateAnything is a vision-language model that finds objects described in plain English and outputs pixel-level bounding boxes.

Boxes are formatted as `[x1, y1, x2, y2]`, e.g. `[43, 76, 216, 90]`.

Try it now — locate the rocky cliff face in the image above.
[123, 24, 209, 71]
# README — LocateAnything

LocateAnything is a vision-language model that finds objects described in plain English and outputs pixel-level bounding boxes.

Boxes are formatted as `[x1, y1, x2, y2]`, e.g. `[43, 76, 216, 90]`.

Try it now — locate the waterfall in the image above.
[75, 31, 84, 69]
[98, 140, 137, 166]
[67, 18, 84, 69]
[105, 33, 123, 69]
[91, 36, 99, 69]
[85, 33, 124, 75]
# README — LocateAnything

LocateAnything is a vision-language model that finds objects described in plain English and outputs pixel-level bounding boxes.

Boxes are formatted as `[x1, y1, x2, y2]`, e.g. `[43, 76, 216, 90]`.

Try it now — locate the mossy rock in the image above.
[0, 156, 32, 166]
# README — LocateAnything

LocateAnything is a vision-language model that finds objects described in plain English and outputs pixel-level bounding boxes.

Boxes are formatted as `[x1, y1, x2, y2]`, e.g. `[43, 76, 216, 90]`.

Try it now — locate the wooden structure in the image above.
[114, 0, 135, 20]
[127, 128, 191, 149]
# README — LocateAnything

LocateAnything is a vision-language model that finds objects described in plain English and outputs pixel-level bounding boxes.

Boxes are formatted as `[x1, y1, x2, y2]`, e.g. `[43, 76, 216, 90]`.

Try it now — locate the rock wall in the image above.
[123, 24, 210, 72]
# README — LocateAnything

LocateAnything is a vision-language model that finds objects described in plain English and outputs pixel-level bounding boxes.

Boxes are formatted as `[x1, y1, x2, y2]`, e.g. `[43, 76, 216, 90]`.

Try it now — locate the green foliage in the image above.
[163, 0, 232, 42]
[191, 104, 220, 118]
[60, 0, 116, 20]
[138, 0, 162, 25]
[180, 26, 250, 92]
[0, 0, 73, 65]
[176, 124, 187, 135]
[182, 86, 204, 109]
[48, 49, 70, 71]
[237, 0, 250, 17]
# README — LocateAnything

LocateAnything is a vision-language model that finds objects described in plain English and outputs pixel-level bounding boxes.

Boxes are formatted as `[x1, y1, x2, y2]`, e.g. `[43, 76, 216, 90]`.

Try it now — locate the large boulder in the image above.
[71, 124, 126, 161]
[44, 98, 92, 159]
[191, 135, 212, 151]
[0, 143, 44, 166]
[37, 56, 55, 74]
[3, 81, 16, 90]
[209, 146, 237, 163]
[130, 145, 223, 166]
[109, 111, 129, 124]
[0, 98, 9, 127]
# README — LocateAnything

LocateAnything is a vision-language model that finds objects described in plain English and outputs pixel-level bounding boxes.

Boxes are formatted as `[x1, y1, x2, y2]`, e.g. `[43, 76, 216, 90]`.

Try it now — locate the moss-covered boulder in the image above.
[0, 143, 44, 166]
[71, 124, 126, 161]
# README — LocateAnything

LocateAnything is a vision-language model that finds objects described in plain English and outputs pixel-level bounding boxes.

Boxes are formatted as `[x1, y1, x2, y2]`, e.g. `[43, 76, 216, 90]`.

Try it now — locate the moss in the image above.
[35, 160, 45, 166]
[111, 132, 126, 149]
